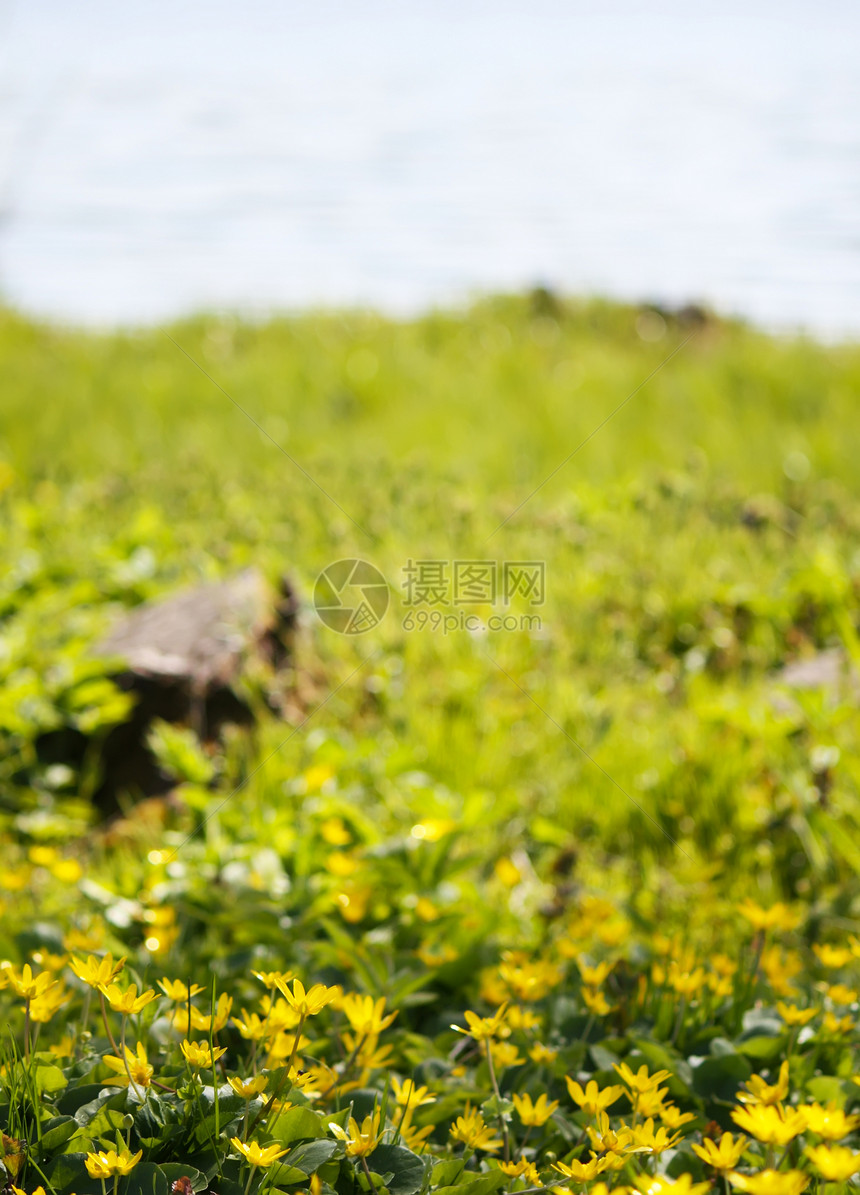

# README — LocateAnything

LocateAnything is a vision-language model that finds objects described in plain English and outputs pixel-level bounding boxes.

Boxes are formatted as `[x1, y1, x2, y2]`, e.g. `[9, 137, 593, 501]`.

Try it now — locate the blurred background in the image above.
[0, 0, 858, 334]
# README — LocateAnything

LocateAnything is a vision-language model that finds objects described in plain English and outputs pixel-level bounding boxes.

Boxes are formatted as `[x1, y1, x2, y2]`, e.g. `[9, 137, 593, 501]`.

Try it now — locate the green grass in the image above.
[1, 293, 860, 914]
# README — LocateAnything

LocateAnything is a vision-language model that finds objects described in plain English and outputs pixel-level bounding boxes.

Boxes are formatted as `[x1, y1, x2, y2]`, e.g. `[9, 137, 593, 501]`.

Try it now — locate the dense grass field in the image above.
[2, 295, 860, 1195]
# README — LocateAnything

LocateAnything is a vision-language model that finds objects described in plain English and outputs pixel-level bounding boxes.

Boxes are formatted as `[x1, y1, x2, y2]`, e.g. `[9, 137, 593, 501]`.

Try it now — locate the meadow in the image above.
[1, 294, 860, 1195]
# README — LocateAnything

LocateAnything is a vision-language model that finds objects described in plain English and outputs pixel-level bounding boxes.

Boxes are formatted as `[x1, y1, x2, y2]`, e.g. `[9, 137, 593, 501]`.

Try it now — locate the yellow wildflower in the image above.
[566, 1078, 624, 1116]
[103, 1042, 153, 1088]
[737, 1061, 789, 1106]
[489, 1040, 525, 1070]
[730, 1104, 806, 1146]
[274, 977, 338, 1017]
[805, 1144, 860, 1181]
[85, 1149, 143, 1178]
[329, 1111, 384, 1157]
[450, 1106, 503, 1152]
[776, 1002, 816, 1026]
[813, 944, 854, 968]
[579, 959, 614, 987]
[69, 953, 126, 989]
[229, 1075, 269, 1098]
[583, 987, 613, 1016]
[800, 1102, 860, 1139]
[658, 1104, 695, 1130]
[626, 1118, 682, 1155]
[341, 993, 398, 1036]
[98, 983, 159, 1015]
[6, 964, 56, 1001]
[391, 1077, 436, 1108]
[180, 1039, 227, 1068]
[826, 983, 857, 1006]
[530, 1042, 559, 1065]
[29, 984, 70, 1023]
[727, 1170, 807, 1195]
[512, 1092, 559, 1126]
[499, 1159, 541, 1184]
[737, 900, 801, 933]
[554, 1155, 611, 1181]
[231, 1138, 288, 1168]
[453, 1005, 510, 1041]
[634, 1178, 709, 1195]
[692, 1133, 748, 1171]
[158, 978, 204, 1000]
[614, 1062, 672, 1093]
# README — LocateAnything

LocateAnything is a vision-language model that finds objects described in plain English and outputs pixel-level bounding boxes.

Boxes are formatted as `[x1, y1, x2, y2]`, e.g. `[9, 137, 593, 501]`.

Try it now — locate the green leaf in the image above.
[691, 1053, 752, 1103]
[35, 1064, 69, 1094]
[124, 1162, 169, 1195]
[270, 1104, 327, 1144]
[367, 1145, 426, 1195]
[434, 1173, 507, 1195]
[38, 1115, 78, 1153]
[284, 1139, 342, 1173]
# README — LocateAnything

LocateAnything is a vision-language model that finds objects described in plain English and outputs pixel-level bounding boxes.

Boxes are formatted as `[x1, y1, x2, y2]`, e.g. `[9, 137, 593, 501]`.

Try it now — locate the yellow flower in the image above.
[158, 978, 205, 1000]
[69, 953, 126, 989]
[233, 1009, 269, 1040]
[329, 1111, 383, 1157]
[450, 1106, 504, 1152]
[821, 1011, 853, 1035]
[507, 1005, 541, 1031]
[230, 1138, 288, 1168]
[98, 983, 159, 1015]
[668, 963, 706, 998]
[727, 1170, 808, 1195]
[633, 1176, 709, 1195]
[566, 1078, 625, 1116]
[6, 964, 56, 1001]
[321, 817, 351, 845]
[499, 1160, 541, 1184]
[391, 1077, 436, 1108]
[103, 1041, 153, 1089]
[500, 956, 563, 1002]
[530, 1042, 559, 1065]
[489, 1040, 524, 1071]
[579, 959, 614, 987]
[252, 970, 294, 990]
[29, 983, 70, 1023]
[586, 1110, 638, 1156]
[805, 1144, 860, 1180]
[658, 1104, 695, 1130]
[730, 1104, 806, 1146]
[554, 1155, 611, 1181]
[453, 1005, 510, 1041]
[341, 993, 398, 1036]
[494, 857, 522, 887]
[229, 1075, 269, 1098]
[181, 1039, 227, 1068]
[776, 1002, 817, 1027]
[274, 977, 338, 1018]
[625, 1118, 682, 1155]
[692, 1133, 748, 1171]
[825, 983, 857, 1006]
[512, 1092, 559, 1126]
[633, 1087, 669, 1119]
[800, 1102, 860, 1139]
[737, 1061, 790, 1107]
[737, 900, 801, 933]
[813, 944, 854, 968]
[583, 987, 613, 1016]
[85, 1149, 143, 1178]
[614, 1062, 672, 1094]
